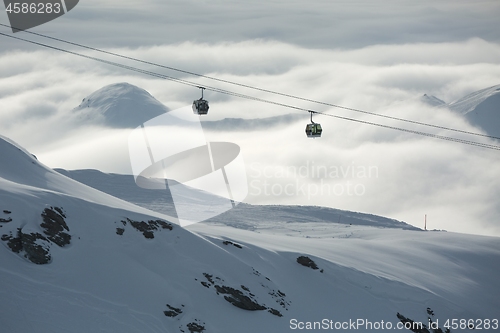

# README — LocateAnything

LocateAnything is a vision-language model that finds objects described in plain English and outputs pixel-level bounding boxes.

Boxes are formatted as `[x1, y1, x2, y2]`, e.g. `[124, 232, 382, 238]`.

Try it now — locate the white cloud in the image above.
[0, 33, 499, 237]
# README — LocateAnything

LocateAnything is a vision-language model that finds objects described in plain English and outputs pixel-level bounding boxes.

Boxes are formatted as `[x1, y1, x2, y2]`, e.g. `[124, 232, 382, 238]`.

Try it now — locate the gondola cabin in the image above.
[192, 99, 209, 115]
[305, 123, 322, 138]
[193, 87, 209, 115]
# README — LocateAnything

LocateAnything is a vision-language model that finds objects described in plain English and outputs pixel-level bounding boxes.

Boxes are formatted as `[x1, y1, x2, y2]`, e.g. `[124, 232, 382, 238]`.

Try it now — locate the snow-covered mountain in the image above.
[421, 84, 500, 137]
[448, 84, 500, 137]
[73, 82, 169, 128]
[73, 82, 303, 132]
[420, 94, 446, 107]
[74, 82, 499, 140]
[57, 168, 420, 230]
[448, 85, 500, 115]
[2, 135, 499, 333]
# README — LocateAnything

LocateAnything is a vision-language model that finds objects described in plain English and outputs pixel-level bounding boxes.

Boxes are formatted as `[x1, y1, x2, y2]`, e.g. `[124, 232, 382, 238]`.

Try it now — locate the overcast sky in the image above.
[0, 0, 500, 236]
[2, 0, 500, 49]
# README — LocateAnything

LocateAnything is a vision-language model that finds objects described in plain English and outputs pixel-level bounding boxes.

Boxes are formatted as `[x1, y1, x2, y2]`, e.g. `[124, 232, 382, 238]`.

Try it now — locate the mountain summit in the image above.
[73, 82, 168, 128]
[421, 84, 500, 137]
[420, 94, 446, 107]
[448, 84, 500, 115]
[449, 84, 500, 137]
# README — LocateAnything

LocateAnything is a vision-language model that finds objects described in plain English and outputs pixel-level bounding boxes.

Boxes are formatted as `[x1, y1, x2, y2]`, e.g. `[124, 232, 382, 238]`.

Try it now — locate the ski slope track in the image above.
[1, 135, 499, 333]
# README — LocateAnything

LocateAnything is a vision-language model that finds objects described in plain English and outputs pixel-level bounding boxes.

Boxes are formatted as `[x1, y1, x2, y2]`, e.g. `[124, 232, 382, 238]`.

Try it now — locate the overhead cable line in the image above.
[0, 32, 206, 88]
[2, 22, 498, 141]
[1, 31, 499, 151]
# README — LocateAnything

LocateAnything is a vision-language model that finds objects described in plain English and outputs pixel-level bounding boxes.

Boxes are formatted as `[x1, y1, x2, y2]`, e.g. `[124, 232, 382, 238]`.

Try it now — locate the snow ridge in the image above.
[448, 84, 500, 115]
[421, 84, 500, 137]
[73, 82, 169, 128]
[57, 168, 420, 231]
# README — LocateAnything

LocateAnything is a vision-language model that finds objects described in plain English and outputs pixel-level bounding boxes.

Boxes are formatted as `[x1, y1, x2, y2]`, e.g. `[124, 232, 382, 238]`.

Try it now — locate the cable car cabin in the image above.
[305, 123, 322, 138]
[192, 99, 209, 115]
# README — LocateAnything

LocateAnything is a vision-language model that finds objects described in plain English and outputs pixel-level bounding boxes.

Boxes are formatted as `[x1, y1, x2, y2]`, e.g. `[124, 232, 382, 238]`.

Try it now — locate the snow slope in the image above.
[57, 168, 420, 230]
[73, 82, 169, 128]
[1, 137, 500, 333]
[449, 85, 500, 137]
[0, 136, 170, 218]
[448, 85, 500, 115]
[421, 85, 500, 137]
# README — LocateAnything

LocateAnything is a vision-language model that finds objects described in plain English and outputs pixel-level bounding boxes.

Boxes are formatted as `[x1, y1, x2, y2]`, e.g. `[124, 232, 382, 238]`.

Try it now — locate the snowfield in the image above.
[1, 135, 499, 333]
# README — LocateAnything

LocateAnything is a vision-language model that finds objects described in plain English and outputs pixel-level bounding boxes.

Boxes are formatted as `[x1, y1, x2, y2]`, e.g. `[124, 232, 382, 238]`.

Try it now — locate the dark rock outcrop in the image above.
[1, 207, 70, 264]
[297, 256, 319, 270]
[186, 321, 205, 333]
[1, 210, 12, 223]
[2, 229, 51, 264]
[41, 207, 71, 247]
[268, 308, 283, 317]
[199, 272, 287, 316]
[222, 240, 243, 249]
[396, 309, 450, 333]
[122, 218, 173, 239]
[215, 285, 266, 311]
[164, 304, 183, 317]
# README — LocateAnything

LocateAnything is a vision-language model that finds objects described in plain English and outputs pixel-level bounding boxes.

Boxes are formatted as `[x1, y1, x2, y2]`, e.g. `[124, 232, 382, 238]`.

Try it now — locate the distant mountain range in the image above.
[421, 84, 500, 137]
[75, 82, 499, 139]
[72, 82, 303, 130]
[56, 168, 420, 231]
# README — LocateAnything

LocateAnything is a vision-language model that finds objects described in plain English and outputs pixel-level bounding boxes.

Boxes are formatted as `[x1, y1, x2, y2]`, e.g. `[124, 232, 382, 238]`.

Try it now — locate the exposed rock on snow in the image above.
[0, 210, 12, 223]
[222, 240, 243, 249]
[199, 272, 288, 316]
[215, 284, 267, 311]
[296, 255, 319, 270]
[41, 207, 71, 247]
[1, 207, 71, 264]
[121, 217, 173, 239]
[186, 321, 206, 333]
[396, 308, 450, 333]
[164, 304, 183, 317]
[2, 229, 51, 264]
